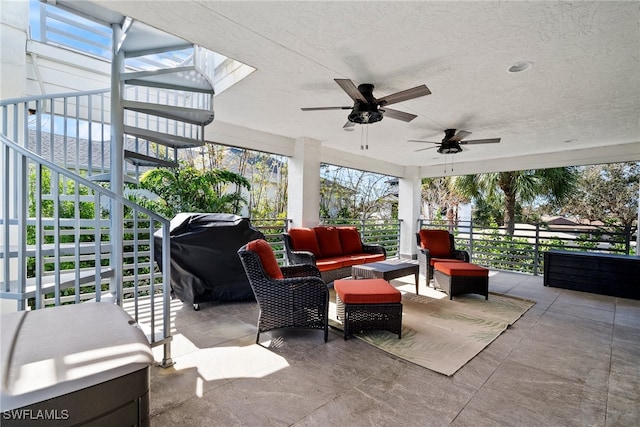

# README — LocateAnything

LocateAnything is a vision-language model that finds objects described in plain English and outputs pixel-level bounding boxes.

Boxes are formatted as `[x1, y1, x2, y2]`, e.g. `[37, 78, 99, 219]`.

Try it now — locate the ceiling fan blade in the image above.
[459, 138, 501, 145]
[377, 84, 431, 106]
[407, 139, 439, 144]
[334, 79, 367, 102]
[343, 121, 355, 129]
[300, 106, 352, 111]
[414, 145, 439, 152]
[450, 130, 472, 142]
[382, 108, 417, 122]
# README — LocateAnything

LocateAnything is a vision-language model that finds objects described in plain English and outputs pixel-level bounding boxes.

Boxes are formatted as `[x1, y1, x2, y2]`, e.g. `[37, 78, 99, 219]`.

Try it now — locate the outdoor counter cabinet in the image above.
[543, 250, 640, 299]
[1, 303, 154, 426]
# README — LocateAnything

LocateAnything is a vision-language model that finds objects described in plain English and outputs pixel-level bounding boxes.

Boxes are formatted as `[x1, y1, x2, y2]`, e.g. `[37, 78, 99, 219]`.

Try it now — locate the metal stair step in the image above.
[124, 125, 204, 149]
[122, 100, 214, 126]
[88, 173, 139, 185]
[122, 67, 214, 94]
[119, 20, 192, 58]
[124, 150, 178, 168]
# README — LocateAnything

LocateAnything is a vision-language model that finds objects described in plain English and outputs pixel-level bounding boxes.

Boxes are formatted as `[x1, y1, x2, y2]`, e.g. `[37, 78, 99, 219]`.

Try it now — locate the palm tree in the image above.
[452, 168, 578, 235]
[135, 166, 251, 218]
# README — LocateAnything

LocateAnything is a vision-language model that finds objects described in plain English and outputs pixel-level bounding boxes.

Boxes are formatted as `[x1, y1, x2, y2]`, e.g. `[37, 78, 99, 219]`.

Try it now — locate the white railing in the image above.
[0, 133, 174, 367]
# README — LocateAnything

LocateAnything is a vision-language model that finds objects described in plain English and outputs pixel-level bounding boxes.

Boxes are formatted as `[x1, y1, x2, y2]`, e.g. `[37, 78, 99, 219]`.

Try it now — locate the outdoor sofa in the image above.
[282, 226, 386, 282]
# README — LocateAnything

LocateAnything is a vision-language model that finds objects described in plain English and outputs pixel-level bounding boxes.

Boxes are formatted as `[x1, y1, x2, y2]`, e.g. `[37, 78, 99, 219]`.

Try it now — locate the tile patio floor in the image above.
[148, 269, 640, 426]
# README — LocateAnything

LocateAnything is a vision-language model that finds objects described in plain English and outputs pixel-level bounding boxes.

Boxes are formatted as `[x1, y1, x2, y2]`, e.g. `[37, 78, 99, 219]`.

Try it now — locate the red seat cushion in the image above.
[337, 227, 363, 254]
[434, 262, 488, 277]
[314, 226, 343, 258]
[289, 228, 321, 258]
[334, 279, 401, 304]
[315, 257, 345, 272]
[348, 253, 386, 265]
[246, 239, 284, 279]
[429, 258, 465, 267]
[418, 230, 452, 258]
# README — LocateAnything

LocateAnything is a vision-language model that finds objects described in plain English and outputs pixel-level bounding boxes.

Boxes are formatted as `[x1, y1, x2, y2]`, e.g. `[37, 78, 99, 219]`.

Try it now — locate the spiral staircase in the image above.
[0, 2, 219, 367]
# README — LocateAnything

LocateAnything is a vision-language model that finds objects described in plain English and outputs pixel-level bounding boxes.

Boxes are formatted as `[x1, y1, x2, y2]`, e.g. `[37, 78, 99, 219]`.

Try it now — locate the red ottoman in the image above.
[334, 279, 402, 340]
[433, 262, 489, 300]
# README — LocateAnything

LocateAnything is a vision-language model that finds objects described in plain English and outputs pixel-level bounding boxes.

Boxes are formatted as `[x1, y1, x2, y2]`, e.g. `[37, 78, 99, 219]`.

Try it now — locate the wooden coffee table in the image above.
[351, 260, 420, 295]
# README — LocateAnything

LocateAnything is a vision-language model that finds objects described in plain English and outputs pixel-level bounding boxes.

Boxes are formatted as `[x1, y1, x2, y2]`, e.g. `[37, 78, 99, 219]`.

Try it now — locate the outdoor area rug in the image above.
[328, 283, 535, 376]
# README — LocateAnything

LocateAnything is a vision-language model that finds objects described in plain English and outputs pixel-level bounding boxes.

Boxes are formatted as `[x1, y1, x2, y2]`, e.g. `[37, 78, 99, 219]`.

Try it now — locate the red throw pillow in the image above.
[314, 227, 343, 258]
[246, 239, 284, 279]
[337, 227, 363, 254]
[418, 230, 452, 258]
[289, 228, 321, 257]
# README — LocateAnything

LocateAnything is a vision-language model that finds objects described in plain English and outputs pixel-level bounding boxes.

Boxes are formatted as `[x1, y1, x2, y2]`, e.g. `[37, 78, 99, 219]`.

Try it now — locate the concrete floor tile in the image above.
[606, 393, 640, 427]
[507, 336, 611, 392]
[532, 310, 614, 347]
[453, 361, 607, 427]
[548, 299, 616, 324]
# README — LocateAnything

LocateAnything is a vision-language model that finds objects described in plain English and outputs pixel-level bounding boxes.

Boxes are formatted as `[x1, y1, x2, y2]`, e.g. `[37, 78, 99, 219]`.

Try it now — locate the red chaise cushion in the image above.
[246, 239, 284, 279]
[334, 279, 401, 304]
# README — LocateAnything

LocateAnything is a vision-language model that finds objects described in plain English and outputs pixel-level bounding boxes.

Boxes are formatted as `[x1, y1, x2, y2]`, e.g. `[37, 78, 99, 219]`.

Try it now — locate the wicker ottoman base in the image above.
[434, 262, 489, 300]
[334, 279, 402, 340]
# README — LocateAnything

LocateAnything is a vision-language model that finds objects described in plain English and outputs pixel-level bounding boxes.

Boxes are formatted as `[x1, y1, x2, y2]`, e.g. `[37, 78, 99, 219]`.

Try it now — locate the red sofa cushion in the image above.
[246, 239, 283, 279]
[334, 279, 401, 304]
[315, 257, 346, 272]
[289, 227, 321, 257]
[418, 230, 452, 258]
[345, 253, 386, 266]
[314, 227, 343, 258]
[337, 227, 363, 254]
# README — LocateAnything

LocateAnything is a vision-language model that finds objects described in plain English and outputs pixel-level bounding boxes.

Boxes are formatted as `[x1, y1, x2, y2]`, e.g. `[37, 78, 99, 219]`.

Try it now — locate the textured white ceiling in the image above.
[91, 1, 639, 177]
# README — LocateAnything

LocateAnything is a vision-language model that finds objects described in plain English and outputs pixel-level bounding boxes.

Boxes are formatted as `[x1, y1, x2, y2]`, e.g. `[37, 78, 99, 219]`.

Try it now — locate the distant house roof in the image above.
[541, 215, 606, 228]
[542, 216, 580, 226]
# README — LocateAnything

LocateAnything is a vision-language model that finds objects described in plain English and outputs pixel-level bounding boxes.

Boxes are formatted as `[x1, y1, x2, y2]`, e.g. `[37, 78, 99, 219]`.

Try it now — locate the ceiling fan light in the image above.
[508, 61, 532, 73]
[348, 110, 383, 124]
[437, 145, 462, 154]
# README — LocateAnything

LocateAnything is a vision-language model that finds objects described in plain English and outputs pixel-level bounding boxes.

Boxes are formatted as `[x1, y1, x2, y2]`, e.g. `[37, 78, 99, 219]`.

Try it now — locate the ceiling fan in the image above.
[409, 129, 501, 154]
[301, 78, 431, 129]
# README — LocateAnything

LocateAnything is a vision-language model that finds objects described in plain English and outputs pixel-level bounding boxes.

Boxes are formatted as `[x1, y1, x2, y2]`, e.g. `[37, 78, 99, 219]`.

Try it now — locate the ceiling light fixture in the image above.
[508, 61, 532, 73]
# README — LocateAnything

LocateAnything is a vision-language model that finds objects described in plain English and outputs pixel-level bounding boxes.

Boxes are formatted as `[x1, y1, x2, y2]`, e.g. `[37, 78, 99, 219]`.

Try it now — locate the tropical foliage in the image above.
[562, 162, 639, 227]
[135, 165, 250, 218]
[452, 168, 579, 234]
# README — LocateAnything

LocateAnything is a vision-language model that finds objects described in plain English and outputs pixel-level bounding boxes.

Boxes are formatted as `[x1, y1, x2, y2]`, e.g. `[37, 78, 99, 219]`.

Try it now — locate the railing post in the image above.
[397, 218, 402, 258]
[468, 217, 474, 263]
[533, 223, 540, 276]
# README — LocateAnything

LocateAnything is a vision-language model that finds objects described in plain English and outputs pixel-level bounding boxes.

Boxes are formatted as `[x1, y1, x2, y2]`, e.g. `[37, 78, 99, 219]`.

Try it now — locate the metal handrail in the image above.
[1, 133, 174, 367]
[419, 219, 636, 275]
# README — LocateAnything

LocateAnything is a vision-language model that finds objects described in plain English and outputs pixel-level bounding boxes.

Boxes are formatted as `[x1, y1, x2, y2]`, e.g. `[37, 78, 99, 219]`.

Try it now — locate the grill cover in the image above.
[154, 213, 265, 304]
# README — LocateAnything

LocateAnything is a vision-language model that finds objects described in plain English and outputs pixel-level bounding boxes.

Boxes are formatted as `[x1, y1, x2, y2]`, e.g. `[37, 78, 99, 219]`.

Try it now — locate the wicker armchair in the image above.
[238, 239, 329, 343]
[416, 230, 470, 282]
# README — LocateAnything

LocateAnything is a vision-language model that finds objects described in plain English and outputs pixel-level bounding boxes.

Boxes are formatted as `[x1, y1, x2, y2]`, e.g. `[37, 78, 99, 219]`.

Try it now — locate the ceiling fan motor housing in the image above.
[348, 84, 384, 124]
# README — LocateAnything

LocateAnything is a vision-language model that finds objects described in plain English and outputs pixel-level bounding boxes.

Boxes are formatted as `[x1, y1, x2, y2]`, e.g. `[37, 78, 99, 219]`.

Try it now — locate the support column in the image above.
[1, 1, 28, 313]
[398, 166, 421, 259]
[109, 23, 125, 303]
[287, 138, 321, 228]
